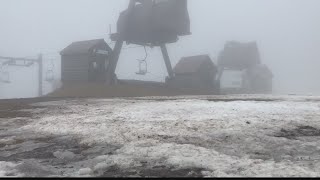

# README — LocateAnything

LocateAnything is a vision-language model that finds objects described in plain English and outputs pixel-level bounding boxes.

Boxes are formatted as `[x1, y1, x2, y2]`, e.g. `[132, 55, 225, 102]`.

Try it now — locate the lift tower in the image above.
[106, 0, 191, 84]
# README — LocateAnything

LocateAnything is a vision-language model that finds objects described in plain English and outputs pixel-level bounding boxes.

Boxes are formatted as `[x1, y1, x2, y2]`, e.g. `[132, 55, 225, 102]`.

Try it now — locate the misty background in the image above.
[0, 0, 319, 99]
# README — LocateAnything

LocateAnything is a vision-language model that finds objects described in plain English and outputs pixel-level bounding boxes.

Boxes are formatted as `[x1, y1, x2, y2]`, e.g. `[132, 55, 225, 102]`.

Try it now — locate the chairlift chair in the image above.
[0, 71, 11, 83]
[45, 70, 54, 82]
[135, 46, 148, 75]
[0, 65, 11, 83]
[45, 60, 55, 82]
[136, 60, 148, 75]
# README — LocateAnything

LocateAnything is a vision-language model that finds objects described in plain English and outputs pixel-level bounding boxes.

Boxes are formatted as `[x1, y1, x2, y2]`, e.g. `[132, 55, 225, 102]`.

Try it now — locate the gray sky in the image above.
[0, 0, 320, 98]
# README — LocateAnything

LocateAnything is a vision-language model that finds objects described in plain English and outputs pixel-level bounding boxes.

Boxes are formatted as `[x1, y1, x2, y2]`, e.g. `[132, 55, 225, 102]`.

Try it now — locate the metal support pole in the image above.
[38, 54, 43, 97]
[160, 44, 174, 79]
[106, 40, 123, 85]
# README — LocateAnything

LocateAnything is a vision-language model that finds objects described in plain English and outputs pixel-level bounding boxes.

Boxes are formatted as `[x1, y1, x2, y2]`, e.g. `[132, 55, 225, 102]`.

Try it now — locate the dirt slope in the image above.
[47, 81, 217, 98]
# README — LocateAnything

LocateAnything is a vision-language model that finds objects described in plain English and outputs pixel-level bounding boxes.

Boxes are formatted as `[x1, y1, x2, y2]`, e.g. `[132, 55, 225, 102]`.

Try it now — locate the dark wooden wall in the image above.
[61, 55, 89, 82]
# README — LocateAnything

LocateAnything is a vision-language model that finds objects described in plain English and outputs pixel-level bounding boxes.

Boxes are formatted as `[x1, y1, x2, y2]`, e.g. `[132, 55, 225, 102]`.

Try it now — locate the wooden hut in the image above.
[171, 55, 218, 91]
[60, 39, 112, 83]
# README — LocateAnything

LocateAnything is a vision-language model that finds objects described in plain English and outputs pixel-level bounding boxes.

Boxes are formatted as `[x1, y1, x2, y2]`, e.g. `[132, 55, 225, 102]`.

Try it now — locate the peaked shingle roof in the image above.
[60, 39, 112, 55]
[174, 55, 216, 74]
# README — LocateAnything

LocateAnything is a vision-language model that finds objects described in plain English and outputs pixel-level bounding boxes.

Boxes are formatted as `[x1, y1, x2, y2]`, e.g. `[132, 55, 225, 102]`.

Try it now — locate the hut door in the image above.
[89, 61, 98, 82]
[89, 57, 107, 82]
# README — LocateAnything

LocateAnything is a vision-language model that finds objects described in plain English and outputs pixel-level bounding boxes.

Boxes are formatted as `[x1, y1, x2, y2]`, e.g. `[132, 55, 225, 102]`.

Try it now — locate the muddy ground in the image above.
[46, 81, 219, 98]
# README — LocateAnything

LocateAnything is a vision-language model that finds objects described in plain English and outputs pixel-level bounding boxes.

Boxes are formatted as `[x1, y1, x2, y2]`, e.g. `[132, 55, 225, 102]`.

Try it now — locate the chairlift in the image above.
[45, 59, 55, 82]
[45, 70, 54, 82]
[135, 46, 148, 75]
[0, 71, 11, 83]
[136, 60, 148, 75]
[0, 65, 11, 83]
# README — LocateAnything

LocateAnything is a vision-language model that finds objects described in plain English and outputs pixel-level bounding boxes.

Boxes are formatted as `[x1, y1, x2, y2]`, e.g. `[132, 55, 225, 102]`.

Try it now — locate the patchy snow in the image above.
[0, 162, 23, 177]
[1, 95, 320, 177]
[22, 96, 320, 145]
[15, 160, 56, 177]
[78, 168, 93, 176]
[53, 151, 76, 161]
[0, 141, 51, 158]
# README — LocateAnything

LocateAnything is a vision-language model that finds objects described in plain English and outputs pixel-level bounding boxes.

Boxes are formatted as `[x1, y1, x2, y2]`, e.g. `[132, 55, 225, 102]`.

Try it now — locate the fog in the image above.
[0, 0, 319, 99]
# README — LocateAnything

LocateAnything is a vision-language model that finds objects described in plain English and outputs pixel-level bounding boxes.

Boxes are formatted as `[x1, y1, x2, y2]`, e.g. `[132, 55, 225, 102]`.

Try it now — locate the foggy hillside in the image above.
[0, 0, 319, 98]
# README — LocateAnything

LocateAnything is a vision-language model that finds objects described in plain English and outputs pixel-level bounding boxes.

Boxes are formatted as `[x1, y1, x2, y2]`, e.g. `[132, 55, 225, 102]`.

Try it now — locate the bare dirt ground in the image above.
[1, 85, 320, 177]
[47, 81, 218, 98]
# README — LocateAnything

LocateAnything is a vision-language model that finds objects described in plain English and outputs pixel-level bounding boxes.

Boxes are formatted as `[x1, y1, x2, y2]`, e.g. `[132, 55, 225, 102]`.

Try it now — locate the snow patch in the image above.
[0, 161, 22, 177]
[53, 151, 76, 161]
[78, 168, 93, 176]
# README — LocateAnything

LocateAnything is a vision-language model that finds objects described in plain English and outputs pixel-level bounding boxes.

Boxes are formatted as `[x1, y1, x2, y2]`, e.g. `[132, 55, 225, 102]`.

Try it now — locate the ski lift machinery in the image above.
[106, 0, 191, 84]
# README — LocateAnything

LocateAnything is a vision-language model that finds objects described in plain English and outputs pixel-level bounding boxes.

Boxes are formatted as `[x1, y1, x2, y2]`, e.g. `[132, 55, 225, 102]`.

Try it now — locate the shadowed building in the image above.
[217, 41, 273, 94]
[170, 55, 218, 92]
[60, 39, 112, 83]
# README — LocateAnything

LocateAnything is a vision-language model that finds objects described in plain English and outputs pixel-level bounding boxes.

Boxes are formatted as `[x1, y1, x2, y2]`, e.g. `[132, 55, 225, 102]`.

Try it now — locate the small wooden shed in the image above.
[171, 55, 218, 90]
[60, 39, 112, 83]
[248, 64, 273, 94]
